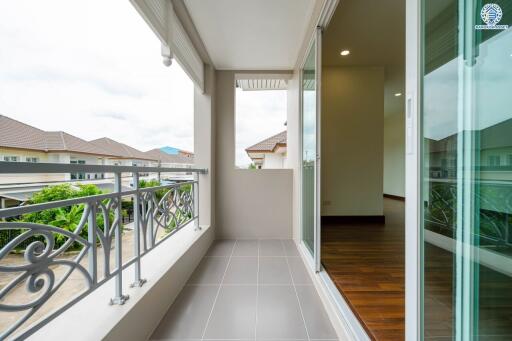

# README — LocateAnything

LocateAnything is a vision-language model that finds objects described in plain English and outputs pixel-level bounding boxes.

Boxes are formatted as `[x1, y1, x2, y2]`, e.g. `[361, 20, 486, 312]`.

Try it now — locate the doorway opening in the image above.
[319, 1, 406, 340]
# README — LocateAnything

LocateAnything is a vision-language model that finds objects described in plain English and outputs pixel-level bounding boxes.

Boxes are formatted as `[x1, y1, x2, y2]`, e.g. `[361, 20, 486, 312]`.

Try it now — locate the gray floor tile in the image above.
[296, 285, 338, 340]
[259, 257, 292, 285]
[188, 257, 229, 284]
[256, 285, 308, 339]
[203, 285, 257, 339]
[282, 239, 301, 257]
[288, 257, 313, 285]
[223, 257, 258, 284]
[232, 239, 259, 257]
[259, 239, 285, 256]
[151, 285, 219, 339]
[206, 239, 236, 256]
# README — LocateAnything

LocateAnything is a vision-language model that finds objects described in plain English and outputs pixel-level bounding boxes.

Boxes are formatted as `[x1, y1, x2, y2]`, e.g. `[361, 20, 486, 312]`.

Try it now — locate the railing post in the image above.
[87, 203, 97, 285]
[130, 172, 146, 287]
[110, 172, 129, 305]
[194, 172, 200, 230]
[148, 198, 154, 248]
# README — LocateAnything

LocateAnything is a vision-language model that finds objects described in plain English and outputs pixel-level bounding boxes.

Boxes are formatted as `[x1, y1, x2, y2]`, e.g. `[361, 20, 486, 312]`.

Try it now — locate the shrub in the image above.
[1, 184, 113, 250]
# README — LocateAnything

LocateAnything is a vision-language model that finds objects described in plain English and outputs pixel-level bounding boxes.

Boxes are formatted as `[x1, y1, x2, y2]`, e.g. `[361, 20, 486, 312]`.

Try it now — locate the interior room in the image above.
[319, 0, 406, 340]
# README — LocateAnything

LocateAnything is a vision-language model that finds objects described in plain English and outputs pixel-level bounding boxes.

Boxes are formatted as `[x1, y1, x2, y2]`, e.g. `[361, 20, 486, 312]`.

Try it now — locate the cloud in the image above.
[93, 112, 128, 121]
[0, 0, 194, 152]
[0, 1, 289, 158]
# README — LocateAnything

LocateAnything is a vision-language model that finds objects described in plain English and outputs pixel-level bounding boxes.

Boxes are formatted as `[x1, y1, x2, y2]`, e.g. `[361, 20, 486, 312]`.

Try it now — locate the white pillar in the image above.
[194, 65, 215, 228]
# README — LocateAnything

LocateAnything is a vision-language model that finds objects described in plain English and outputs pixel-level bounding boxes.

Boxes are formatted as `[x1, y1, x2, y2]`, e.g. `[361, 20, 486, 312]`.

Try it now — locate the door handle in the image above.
[406, 94, 415, 155]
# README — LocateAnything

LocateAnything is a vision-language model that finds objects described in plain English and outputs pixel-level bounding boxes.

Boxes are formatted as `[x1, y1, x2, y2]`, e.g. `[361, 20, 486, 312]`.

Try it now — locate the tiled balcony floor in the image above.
[151, 239, 339, 341]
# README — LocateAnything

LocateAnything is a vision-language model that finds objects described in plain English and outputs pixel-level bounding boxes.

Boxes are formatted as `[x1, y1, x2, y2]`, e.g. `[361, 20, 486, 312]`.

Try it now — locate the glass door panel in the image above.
[302, 40, 317, 256]
[421, 0, 512, 339]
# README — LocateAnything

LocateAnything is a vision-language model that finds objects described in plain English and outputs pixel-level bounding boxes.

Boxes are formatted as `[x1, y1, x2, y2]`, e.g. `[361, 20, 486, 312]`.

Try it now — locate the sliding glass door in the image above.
[420, 0, 512, 339]
[301, 28, 321, 271]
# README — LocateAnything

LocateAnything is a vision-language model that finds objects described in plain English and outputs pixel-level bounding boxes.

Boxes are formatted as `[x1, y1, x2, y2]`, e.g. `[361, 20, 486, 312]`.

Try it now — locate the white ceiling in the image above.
[183, 0, 315, 70]
[323, 0, 405, 117]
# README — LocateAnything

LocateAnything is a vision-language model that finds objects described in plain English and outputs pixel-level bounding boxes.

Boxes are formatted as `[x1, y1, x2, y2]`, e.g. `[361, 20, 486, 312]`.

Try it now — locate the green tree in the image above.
[49, 205, 85, 245]
[5, 184, 109, 250]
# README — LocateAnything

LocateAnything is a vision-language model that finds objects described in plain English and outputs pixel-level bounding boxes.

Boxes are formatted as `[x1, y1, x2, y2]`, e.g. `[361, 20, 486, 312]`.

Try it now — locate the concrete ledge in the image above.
[296, 241, 368, 341]
[29, 223, 215, 341]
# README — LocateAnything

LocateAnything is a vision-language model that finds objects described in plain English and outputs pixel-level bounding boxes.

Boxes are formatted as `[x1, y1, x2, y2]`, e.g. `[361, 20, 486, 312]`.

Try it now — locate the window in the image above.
[3, 156, 18, 162]
[26, 157, 39, 163]
[489, 155, 501, 167]
[235, 76, 289, 169]
[70, 160, 86, 180]
[508, 155, 512, 166]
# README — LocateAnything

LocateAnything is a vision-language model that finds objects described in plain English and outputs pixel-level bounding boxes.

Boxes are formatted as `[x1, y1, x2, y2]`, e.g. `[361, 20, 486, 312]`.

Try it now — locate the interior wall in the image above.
[383, 65, 406, 198]
[214, 70, 293, 239]
[321, 66, 384, 216]
[383, 111, 405, 197]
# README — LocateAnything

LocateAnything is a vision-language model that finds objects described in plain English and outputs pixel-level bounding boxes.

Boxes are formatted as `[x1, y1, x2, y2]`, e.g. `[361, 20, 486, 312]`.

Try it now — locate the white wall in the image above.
[195, 65, 216, 228]
[286, 71, 301, 241]
[215, 70, 293, 239]
[321, 66, 384, 216]
[262, 152, 286, 169]
[383, 111, 405, 197]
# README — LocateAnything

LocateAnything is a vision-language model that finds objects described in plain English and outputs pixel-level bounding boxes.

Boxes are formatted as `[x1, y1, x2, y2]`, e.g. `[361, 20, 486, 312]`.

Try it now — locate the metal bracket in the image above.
[109, 294, 130, 306]
[130, 279, 147, 288]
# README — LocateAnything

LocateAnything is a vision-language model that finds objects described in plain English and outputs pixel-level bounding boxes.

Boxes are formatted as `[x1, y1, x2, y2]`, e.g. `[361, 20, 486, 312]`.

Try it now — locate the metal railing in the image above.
[0, 162, 207, 340]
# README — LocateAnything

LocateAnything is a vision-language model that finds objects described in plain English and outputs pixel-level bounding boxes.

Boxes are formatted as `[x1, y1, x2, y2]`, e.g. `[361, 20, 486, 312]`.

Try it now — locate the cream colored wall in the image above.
[0, 148, 48, 163]
[195, 65, 216, 228]
[215, 70, 293, 239]
[384, 111, 405, 197]
[262, 152, 286, 169]
[0, 148, 66, 184]
[286, 71, 301, 241]
[321, 66, 384, 216]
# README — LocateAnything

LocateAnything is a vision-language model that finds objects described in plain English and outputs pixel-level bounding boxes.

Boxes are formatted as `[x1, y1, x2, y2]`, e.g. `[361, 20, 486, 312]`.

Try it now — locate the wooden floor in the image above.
[322, 198, 405, 341]
[322, 198, 512, 341]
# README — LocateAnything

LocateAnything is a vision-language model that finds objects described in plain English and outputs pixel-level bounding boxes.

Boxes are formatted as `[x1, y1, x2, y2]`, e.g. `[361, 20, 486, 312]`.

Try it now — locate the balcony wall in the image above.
[214, 71, 293, 239]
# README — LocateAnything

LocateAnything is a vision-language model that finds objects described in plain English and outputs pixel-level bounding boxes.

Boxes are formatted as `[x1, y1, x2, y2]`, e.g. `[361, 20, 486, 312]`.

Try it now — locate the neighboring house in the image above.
[0, 115, 195, 207]
[427, 117, 512, 182]
[246, 130, 287, 169]
[0, 115, 118, 184]
[145, 148, 195, 168]
[89, 137, 156, 168]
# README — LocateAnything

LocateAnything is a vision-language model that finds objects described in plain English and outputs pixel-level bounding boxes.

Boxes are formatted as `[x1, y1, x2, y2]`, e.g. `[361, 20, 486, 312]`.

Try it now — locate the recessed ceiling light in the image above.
[395, 92, 402, 97]
[340, 50, 350, 56]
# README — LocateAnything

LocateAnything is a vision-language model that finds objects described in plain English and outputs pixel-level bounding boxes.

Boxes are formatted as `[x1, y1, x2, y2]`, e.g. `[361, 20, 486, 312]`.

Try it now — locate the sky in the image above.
[235, 89, 287, 168]
[0, 0, 288, 159]
[0, 0, 194, 152]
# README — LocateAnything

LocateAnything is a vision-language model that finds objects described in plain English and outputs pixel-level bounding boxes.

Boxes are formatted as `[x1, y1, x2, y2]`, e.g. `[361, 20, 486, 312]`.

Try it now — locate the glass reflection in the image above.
[302, 41, 316, 254]
[422, 0, 512, 339]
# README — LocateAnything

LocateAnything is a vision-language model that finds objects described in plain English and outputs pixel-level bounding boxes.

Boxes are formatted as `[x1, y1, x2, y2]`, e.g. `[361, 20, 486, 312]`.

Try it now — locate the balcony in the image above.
[151, 239, 337, 340]
[0, 162, 339, 340]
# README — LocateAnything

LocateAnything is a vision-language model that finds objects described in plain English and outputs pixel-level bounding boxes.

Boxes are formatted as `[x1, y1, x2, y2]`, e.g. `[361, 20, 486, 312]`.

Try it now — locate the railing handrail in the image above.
[0, 161, 208, 174]
[0, 180, 197, 219]
[0, 169, 200, 339]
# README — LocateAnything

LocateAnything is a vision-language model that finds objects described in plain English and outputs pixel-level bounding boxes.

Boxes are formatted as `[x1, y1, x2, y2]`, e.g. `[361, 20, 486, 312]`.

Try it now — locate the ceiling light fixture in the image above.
[395, 92, 402, 97]
[340, 50, 350, 56]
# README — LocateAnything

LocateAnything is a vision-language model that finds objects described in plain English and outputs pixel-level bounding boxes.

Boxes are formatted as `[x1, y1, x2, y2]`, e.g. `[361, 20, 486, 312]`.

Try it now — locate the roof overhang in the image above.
[235, 73, 293, 91]
[183, 0, 317, 70]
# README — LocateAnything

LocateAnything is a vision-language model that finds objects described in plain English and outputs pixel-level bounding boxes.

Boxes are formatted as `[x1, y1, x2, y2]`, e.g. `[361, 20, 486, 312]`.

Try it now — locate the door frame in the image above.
[298, 28, 321, 270]
[405, 0, 421, 339]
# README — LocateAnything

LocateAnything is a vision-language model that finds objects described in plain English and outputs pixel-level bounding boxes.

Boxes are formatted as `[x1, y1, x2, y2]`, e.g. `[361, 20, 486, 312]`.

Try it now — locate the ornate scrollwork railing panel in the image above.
[0, 173, 198, 339]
